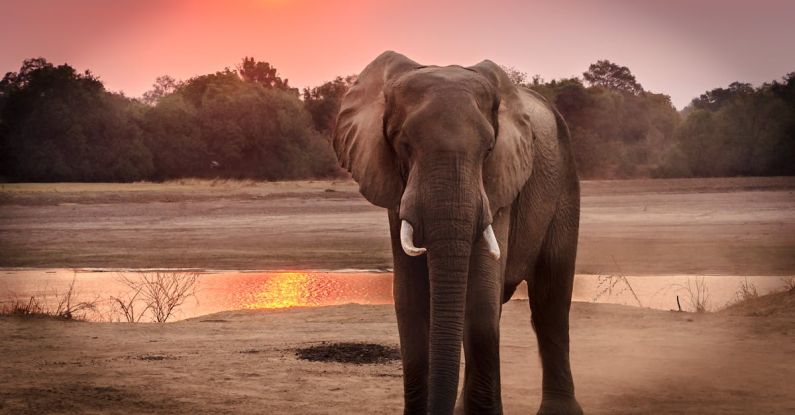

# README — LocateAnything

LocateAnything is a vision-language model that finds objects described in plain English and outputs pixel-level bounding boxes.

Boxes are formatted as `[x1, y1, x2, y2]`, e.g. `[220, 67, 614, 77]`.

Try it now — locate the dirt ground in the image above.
[1, 176, 794, 275]
[1, 299, 793, 415]
[1, 177, 794, 414]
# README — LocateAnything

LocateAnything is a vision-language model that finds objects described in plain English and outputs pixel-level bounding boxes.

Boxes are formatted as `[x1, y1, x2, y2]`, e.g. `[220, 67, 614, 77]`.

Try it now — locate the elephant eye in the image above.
[485, 142, 495, 158]
[400, 141, 412, 157]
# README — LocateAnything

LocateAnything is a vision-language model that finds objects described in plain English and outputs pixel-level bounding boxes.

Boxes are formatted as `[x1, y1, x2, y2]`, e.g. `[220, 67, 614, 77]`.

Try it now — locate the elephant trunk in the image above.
[417, 160, 482, 414]
[426, 229, 472, 414]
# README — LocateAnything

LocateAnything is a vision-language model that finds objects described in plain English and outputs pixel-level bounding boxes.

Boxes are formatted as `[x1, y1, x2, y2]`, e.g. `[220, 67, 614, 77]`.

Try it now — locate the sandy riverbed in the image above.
[1, 296, 794, 414]
[1, 177, 794, 414]
[1, 177, 794, 274]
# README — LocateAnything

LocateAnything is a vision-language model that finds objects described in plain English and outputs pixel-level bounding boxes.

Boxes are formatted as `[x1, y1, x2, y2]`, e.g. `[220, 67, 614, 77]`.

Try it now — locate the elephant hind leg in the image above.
[527, 205, 582, 415]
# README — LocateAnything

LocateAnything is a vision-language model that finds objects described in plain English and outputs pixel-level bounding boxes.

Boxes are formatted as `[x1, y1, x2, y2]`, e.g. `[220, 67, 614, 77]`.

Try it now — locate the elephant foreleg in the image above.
[528, 206, 582, 415]
[389, 210, 430, 415]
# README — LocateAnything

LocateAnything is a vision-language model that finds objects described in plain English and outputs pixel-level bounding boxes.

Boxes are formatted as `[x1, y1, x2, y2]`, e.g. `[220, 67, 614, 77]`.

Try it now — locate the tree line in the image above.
[505, 61, 795, 178]
[0, 57, 338, 181]
[0, 57, 792, 182]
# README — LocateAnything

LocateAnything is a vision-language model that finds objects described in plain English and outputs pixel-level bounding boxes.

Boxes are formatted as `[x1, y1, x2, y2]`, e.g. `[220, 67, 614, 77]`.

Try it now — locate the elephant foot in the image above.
[454, 402, 502, 415]
[537, 396, 583, 415]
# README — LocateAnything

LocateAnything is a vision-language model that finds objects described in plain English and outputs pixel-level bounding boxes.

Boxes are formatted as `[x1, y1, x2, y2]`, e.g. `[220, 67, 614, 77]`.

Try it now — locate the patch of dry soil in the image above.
[1, 298, 793, 414]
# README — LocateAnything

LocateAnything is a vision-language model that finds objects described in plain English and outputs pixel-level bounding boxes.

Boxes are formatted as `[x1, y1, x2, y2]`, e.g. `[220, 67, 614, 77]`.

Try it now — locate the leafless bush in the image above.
[722, 277, 760, 309]
[118, 272, 199, 323]
[592, 257, 643, 307]
[781, 277, 795, 293]
[0, 296, 44, 317]
[109, 284, 149, 323]
[736, 277, 759, 301]
[677, 277, 710, 313]
[0, 274, 96, 320]
[53, 275, 98, 320]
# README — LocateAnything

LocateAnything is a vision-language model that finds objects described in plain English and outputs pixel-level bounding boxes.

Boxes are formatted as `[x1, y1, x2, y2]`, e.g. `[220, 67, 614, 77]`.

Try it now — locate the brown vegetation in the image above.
[1, 58, 792, 183]
[679, 277, 711, 313]
[721, 290, 795, 317]
[2, 272, 198, 323]
[0, 275, 96, 320]
[117, 272, 199, 323]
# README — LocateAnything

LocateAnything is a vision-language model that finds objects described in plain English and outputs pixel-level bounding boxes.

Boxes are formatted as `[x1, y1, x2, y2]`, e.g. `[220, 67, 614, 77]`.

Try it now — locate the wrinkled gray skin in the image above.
[333, 51, 582, 415]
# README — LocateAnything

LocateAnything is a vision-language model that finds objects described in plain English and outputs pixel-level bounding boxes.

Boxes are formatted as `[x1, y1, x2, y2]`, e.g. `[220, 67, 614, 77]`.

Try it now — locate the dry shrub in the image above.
[677, 277, 710, 313]
[54, 276, 98, 319]
[592, 257, 643, 307]
[722, 277, 760, 309]
[117, 272, 199, 323]
[782, 277, 795, 293]
[736, 277, 759, 301]
[109, 284, 149, 323]
[0, 274, 96, 320]
[0, 296, 44, 317]
[164, 178, 260, 188]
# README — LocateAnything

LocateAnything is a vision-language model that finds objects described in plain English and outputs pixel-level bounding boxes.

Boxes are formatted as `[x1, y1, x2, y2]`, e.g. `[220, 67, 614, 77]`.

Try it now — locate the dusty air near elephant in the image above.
[332, 51, 583, 414]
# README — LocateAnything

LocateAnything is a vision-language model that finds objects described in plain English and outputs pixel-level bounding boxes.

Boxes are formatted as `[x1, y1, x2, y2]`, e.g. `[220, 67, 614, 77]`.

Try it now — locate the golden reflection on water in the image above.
[245, 272, 313, 309]
[239, 272, 393, 310]
[1, 270, 789, 319]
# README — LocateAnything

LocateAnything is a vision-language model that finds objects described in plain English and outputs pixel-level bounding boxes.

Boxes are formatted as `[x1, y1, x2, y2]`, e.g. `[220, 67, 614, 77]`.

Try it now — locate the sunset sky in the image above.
[2, 0, 794, 109]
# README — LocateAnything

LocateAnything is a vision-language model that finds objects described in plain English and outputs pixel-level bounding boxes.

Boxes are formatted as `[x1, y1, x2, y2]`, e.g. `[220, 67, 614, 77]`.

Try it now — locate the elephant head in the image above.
[333, 51, 536, 413]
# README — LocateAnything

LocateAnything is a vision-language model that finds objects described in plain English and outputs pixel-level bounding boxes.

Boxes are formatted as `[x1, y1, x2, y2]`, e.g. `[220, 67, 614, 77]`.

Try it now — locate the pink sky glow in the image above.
[2, 0, 794, 109]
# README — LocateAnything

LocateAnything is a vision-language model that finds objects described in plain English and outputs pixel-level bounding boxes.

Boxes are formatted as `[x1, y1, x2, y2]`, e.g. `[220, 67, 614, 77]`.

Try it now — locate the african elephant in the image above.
[332, 51, 582, 415]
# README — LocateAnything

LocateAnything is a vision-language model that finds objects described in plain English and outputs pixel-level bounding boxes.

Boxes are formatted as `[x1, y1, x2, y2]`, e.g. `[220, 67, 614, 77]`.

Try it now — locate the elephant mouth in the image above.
[399, 219, 500, 260]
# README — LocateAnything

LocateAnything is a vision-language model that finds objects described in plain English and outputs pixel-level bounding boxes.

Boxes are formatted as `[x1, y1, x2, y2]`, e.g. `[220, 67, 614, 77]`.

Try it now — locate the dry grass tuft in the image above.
[0, 296, 46, 318]
[781, 277, 795, 293]
[0, 274, 96, 320]
[678, 277, 711, 313]
[592, 256, 643, 307]
[164, 178, 261, 188]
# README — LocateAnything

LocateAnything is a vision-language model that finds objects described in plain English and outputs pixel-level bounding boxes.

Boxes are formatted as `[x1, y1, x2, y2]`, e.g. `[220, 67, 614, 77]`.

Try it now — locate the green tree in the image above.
[532, 64, 679, 178]
[237, 57, 297, 95]
[173, 69, 241, 108]
[665, 109, 719, 177]
[0, 58, 153, 181]
[688, 82, 753, 112]
[583, 60, 644, 95]
[499, 65, 528, 86]
[659, 76, 794, 178]
[716, 90, 792, 176]
[142, 75, 179, 106]
[140, 94, 205, 179]
[302, 75, 357, 135]
[149, 67, 338, 180]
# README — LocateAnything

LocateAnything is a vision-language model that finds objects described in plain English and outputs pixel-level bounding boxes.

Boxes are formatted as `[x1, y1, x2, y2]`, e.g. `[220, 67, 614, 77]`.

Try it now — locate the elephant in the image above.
[332, 51, 582, 415]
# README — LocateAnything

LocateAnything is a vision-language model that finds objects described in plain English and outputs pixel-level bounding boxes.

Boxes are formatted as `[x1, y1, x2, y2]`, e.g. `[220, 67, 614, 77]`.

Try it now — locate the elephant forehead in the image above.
[388, 66, 494, 99]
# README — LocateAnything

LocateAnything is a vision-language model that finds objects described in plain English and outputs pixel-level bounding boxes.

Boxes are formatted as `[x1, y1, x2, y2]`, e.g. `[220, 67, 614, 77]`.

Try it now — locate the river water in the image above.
[0, 269, 789, 321]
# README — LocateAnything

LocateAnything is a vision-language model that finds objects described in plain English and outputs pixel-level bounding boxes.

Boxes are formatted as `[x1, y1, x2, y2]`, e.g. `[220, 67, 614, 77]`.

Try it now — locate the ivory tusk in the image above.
[483, 225, 501, 260]
[400, 220, 426, 256]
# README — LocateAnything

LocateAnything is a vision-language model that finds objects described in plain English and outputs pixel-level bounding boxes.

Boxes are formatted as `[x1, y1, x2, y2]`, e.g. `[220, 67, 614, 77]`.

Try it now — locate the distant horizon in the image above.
[2, 0, 795, 109]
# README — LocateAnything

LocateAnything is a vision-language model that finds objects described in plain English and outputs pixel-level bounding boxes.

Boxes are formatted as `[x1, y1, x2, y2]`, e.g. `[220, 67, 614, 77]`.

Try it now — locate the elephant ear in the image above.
[468, 60, 545, 212]
[333, 51, 421, 209]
